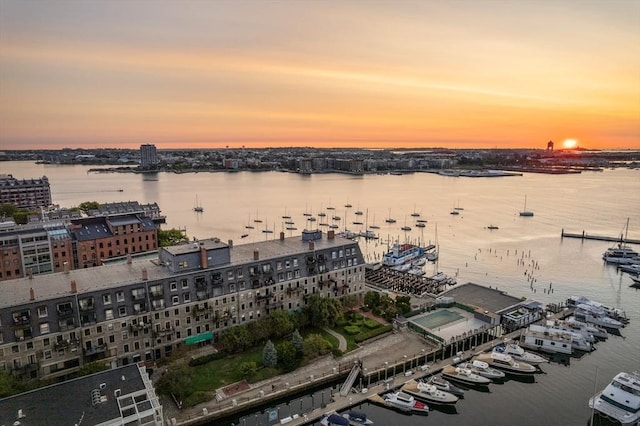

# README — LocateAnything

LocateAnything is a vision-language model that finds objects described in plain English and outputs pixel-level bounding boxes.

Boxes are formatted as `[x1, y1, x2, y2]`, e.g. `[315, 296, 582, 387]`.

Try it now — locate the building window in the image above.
[170, 281, 177, 291]
[118, 306, 127, 317]
[293, 258, 298, 267]
[105, 309, 114, 320]
[116, 291, 125, 302]
[183, 293, 190, 302]
[236, 269, 244, 278]
[276, 261, 282, 270]
[172, 296, 179, 305]
[103, 294, 112, 305]
[39, 323, 50, 334]
[181, 279, 189, 289]
[44, 350, 52, 360]
[227, 271, 234, 280]
[37, 306, 48, 318]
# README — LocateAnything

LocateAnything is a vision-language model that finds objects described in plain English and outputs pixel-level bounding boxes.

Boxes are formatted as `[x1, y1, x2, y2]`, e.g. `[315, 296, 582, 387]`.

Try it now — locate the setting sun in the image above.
[563, 139, 578, 149]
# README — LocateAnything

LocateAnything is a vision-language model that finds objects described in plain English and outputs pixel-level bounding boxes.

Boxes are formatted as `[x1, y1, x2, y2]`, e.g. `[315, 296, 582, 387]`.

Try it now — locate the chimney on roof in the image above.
[309, 241, 315, 251]
[228, 239, 233, 248]
[327, 230, 335, 240]
[29, 287, 35, 301]
[127, 253, 132, 264]
[200, 246, 208, 269]
[70, 280, 77, 294]
[280, 231, 285, 241]
[64, 261, 70, 274]
[253, 250, 259, 261]
[142, 268, 148, 281]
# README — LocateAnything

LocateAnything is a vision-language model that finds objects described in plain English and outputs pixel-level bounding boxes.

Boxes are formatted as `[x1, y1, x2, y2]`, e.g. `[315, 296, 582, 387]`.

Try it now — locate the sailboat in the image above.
[369, 213, 380, 230]
[385, 209, 397, 223]
[253, 209, 263, 223]
[450, 201, 460, 215]
[401, 215, 411, 231]
[519, 195, 534, 217]
[603, 218, 638, 264]
[427, 224, 439, 261]
[411, 204, 421, 217]
[245, 214, 255, 229]
[193, 195, 203, 212]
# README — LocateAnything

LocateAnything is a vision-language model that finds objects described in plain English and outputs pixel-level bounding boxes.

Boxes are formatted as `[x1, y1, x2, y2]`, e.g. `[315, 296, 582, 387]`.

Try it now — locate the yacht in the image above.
[340, 410, 374, 426]
[320, 413, 350, 426]
[574, 305, 624, 330]
[493, 342, 549, 365]
[441, 365, 491, 386]
[426, 375, 465, 397]
[520, 326, 574, 355]
[474, 352, 537, 376]
[381, 391, 430, 414]
[568, 296, 629, 324]
[401, 379, 458, 405]
[407, 267, 425, 276]
[566, 317, 608, 340]
[456, 360, 506, 381]
[382, 243, 429, 267]
[589, 371, 640, 426]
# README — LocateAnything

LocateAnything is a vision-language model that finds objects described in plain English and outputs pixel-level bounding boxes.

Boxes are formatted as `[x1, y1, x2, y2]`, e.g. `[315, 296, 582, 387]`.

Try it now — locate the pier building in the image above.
[0, 229, 365, 381]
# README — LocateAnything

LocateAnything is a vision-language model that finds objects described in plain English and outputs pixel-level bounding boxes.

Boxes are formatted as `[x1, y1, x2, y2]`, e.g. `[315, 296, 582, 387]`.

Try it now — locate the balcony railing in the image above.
[83, 344, 108, 356]
[57, 309, 74, 319]
[12, 315, 31, 326]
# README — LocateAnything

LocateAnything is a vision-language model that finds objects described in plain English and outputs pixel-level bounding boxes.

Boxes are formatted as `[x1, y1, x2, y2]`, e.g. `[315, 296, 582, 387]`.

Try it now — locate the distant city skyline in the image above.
[1, 1, 639, 150]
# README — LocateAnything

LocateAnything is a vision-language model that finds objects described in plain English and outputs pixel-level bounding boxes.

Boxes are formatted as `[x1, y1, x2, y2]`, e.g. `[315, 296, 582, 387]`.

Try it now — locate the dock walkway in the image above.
[561, 229, 640, 245]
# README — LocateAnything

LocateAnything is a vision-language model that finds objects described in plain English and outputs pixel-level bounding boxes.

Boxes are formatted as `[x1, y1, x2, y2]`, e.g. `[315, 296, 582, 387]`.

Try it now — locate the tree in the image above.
[155, 365, 193, 402]
[307, 294, 343, 328]
[364, 291, 381, 310]
[220, 325, 253, 353]
[0, 203, 18, 219]
[276, 341, 297, 371]
[157, 228, 189, 247]
[238, 361, 257, 378]
[395, 295, 412, 315]
[247, 317, 272, 344]
[263, 340, 278, 368]
[302, 334, 332, 359]
[291, 329, 303, 354]
[76, 361, 110, 377]
[78, 201, 100, 213]
[342, 294, 359, 312]
[269, 310, 295, 338]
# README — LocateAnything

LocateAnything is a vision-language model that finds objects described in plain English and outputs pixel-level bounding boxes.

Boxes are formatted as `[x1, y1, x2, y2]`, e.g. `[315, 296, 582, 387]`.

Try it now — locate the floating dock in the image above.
[561, 229, 640, 245]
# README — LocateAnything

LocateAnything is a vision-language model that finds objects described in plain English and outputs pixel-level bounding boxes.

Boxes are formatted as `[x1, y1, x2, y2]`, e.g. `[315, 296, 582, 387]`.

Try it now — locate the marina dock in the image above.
[561, 229, 640, 245]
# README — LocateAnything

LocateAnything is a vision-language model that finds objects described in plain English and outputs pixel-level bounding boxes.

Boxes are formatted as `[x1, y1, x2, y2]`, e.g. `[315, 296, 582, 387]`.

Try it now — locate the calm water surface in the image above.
[5, 162, 640, 426]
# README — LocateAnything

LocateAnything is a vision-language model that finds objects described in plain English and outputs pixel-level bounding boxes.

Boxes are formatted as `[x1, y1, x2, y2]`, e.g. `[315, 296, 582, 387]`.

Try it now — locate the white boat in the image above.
[382, 391, 430, 414]
[566, 317, 608, 340]
[568, 296, 629, 324]
[520, 326, 574, 355]
[574, 304, 624, 330]
[545, 319, 600, 343]
[519, 195, 534, 217]
[426, 375, 465, 397]
[456, 360, 506, 381]
[407, 267, 425, 276]
[393, 263, 412, 272]
[602, 219, 639, 264]
[474, 352, 537, 376]
[340, 410, 374, 426]
[441, 365, 491, 386]
[589, 371, 640, 426]
[619, 263, 640, 274]
[382, 242, 429, 266]
[493, 342, 549, 365]
[411, 257, 426, 267]
[527, 324, 593, 352]
[401, 379, 459, 405]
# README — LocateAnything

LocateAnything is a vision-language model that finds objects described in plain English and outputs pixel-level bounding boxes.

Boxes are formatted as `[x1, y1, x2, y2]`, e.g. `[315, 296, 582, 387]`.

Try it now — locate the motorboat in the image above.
[412, 257, 426, 267]
[589, 371, 640, 426]
[474, 352, 537, 376]
[545, 319, 597, 343]
[408, 267, 425, 276]
[441, 365, 491, 386]
[527, 324, 593, 352]
[574, 304, 624, 330]
[382, 391, 430, 414]
[566, 317, 608, 340]
[568, 296, 629, 324]
[618, 263, 640, 274]
[401, 379, 459, 405]
[341, 410, 374, 425]
[425, 374, 465, 397]
[320, 413, 350, 426]
[456, 360, 506, 381]
[493, 341, 549, 365]
[393, 263, 412, 272]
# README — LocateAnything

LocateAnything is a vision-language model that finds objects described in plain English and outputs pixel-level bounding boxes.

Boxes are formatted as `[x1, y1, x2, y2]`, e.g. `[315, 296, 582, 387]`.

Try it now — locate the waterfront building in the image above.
[0, 174, 52, 209]
[0, 229, 365, 381]
[0, 363, 163, 426]
[0, 213, 158, 282]
[140, 144, 158, 169]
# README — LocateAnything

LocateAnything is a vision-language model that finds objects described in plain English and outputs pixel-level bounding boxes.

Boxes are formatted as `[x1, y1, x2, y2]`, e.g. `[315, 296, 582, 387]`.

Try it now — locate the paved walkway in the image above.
[323, 327, 347, 351]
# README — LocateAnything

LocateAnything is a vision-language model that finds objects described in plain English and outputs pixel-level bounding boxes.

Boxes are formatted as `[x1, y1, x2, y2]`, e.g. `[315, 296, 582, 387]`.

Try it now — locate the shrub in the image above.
[188, 351, 226, 367]
[354, 325, 393, 343]
[331, 348, 343, 358]
[363, 319, 379, 329]
[343, 325, 361, 335]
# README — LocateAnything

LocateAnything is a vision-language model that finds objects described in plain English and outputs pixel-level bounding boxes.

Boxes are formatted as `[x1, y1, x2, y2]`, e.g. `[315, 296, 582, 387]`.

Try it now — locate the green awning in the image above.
[184, 331, 213, 345]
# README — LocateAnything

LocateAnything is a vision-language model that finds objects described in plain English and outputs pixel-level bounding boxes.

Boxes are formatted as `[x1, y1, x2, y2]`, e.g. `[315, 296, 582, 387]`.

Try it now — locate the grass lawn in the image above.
[332, 313, 388, 351]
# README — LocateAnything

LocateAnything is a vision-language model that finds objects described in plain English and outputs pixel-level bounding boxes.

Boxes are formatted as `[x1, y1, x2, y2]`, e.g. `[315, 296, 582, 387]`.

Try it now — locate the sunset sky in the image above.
[1, 0, 639, 150]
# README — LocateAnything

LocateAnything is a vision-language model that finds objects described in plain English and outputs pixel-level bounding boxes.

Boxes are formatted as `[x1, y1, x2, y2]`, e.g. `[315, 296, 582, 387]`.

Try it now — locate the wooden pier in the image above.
[561, 229, 640, 245]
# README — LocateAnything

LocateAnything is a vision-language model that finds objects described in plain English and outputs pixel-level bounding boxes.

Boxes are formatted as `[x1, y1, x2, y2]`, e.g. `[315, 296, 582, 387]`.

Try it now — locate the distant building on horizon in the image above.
[140, 144, 158, 169]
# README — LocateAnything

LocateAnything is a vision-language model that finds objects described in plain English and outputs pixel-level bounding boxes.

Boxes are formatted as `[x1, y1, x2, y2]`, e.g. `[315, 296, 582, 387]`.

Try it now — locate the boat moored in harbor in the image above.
[589, 371, 640, 426]
[474, 351, 537, 375]
[441, 365, 491, 386]
[456, 360, 506, 381]
[381, 391, 430, 414]
[401, 379, 459, 405]
[426, 375, 465, 397]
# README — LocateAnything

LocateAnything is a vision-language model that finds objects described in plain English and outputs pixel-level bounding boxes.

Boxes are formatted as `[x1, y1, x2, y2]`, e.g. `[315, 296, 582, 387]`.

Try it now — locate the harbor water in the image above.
[5, 162, 640, 425]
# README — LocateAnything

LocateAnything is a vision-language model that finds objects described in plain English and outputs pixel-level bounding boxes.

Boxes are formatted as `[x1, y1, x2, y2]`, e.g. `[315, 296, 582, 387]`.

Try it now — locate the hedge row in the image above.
[354, 325, 393, 343]
[188, 351, 227, 367]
